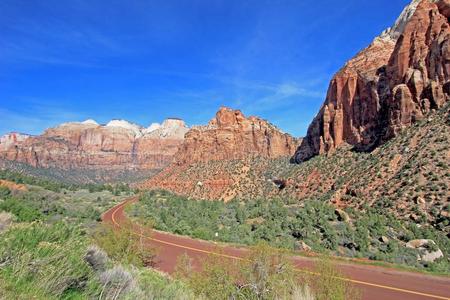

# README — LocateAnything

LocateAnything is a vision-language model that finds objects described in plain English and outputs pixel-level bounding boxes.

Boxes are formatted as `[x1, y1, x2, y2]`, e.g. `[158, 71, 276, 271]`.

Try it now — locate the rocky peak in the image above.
[53, 120, 99, 129]
[44, 117, 190, 140]
[204, 107, 282, 133]
[81, 119, 99, 126]
[140, 107, 300, 195]
[293, 0, 450, 163]
[380, 0, 424, 41]
[209, 107, 246, 128]
[162, 118, 186, 128]
[143, 123, 161, 134]
[175, 107, 299, 164]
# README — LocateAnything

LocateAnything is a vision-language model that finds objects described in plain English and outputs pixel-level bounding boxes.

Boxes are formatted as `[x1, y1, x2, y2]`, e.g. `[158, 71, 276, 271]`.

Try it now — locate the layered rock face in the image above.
[293, 0, 450, 162]
[177, 107, 298, 164]
[140, 107, 299, 199]
[0, 133, 31, 151]
[0, 118, 189, 171]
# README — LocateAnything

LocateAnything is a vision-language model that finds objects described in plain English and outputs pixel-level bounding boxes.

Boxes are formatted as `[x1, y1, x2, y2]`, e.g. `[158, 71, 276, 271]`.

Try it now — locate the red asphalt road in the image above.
[102, 197, 450, 300]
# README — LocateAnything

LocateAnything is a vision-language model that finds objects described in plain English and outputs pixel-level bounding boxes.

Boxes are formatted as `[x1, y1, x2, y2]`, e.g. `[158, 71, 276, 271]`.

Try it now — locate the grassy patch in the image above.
[0, 222, 100, 299]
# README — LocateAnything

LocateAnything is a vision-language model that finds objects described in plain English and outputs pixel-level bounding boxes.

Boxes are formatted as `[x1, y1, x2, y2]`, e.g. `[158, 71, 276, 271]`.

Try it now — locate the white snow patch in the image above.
[81, 119, 99, 125]
[145, 118, 188, 138]
[143, 123, 161, 134]
[106, 120, 144, 136]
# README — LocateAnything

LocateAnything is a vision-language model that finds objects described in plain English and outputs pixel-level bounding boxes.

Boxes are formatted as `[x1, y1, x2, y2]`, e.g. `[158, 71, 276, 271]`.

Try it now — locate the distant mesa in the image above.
[0, 106, 296, 185]
[0, 116, 190, 173]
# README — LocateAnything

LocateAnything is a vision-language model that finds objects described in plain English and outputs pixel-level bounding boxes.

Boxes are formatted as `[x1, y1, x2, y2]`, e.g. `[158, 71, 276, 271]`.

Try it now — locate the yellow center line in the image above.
[107, 199, 450, 300]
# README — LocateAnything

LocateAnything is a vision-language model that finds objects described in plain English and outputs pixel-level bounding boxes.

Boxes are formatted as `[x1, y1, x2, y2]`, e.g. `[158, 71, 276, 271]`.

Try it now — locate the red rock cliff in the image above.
[0, 118, 189, 171]
[293, 0, 450, 162]
[139, 107, 299, 198]
[177, 107, 298, 164]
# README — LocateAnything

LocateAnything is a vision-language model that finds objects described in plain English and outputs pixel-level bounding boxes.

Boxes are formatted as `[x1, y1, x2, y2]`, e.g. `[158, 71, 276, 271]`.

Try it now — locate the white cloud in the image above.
[0, 99, 85, 135]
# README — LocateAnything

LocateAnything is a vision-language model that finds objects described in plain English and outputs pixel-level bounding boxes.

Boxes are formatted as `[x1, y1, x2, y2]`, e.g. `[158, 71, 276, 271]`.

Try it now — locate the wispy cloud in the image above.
[0, 1, 129, 68]
[251, 82, 323, 106]
[0, 98, 87, 135]
[217, 77, 326, 114]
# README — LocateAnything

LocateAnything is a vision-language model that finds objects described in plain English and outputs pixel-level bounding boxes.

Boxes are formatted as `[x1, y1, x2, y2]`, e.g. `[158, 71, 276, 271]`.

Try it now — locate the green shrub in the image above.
[240, 243, 298, 299]
[0, 222, 100, 299]
[311, 257, 361, 300]
[0, 186, 11, 198]
[130, 190, 450, 274]
[0, 197, 43, 222]
[92, 221, 155, 267]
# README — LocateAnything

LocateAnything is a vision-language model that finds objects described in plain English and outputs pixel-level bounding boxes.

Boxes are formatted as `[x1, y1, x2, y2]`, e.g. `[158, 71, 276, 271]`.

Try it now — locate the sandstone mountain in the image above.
[0, 118, 189, 182]
[146, 102, 448, 234]
[178, 107, 298, 163]
[293, 0, 450, 162]
[139, 0, 450, 225]
[140, 107, 299, 199]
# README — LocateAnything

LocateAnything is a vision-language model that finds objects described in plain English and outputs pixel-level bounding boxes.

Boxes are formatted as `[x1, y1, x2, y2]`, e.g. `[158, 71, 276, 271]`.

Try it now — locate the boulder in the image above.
[406, 239, 444, 263]
[335, 209, 351, 222]
[380, 236, 390, 244]
[0, 212, 15, 233]
[296, 241, 312, 252]
[272, 179, 287, 190]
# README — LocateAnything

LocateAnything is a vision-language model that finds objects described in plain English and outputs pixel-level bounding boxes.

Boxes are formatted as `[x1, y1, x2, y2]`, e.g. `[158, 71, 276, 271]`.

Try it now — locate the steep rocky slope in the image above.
[293, 0, 450, 162]
[0, 118, 189, 183]
[278, 103, 450, 235]
[139, 1, 449, 232]
[140, 107, 299, 199]
[150, 103, 449, 234]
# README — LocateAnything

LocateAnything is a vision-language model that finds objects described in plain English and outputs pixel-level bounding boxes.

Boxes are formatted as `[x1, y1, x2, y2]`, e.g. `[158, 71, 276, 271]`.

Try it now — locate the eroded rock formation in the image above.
[0, 118, 189, 171]
[177, 107, 298, 164]
[140, 107, 299, 199]
[0, 133, 31, 150]
[293, 0, 450, 162]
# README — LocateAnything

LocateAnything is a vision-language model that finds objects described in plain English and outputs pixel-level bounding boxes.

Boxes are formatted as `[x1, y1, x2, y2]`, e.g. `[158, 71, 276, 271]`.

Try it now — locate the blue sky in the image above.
[0, 0, 411, 137]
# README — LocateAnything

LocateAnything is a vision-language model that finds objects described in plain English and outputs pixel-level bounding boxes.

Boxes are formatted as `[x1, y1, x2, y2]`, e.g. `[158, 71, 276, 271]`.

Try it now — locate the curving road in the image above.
[102, 197, 450, 300]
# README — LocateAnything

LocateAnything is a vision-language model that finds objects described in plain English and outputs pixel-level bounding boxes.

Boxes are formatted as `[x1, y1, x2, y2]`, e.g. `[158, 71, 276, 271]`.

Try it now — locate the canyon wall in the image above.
[0, 118, 189, 172]
[293, 0, 450, 162]
[140, 107, 299, 199]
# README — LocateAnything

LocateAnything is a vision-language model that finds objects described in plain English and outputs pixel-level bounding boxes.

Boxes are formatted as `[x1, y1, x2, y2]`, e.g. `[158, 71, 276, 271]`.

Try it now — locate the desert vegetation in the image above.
[174, 242, 360, 300]
[153, 104, 449, 243]
[0, 157, 159, 185]
[0, 173, 192, 299]
[0, 220, 192, 300]
[0, 173, 362, 299]
[128, 190, 449, 274]
[0, 169, 137, 194]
